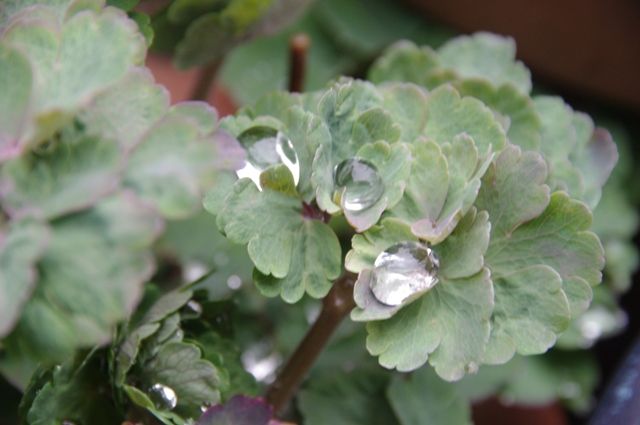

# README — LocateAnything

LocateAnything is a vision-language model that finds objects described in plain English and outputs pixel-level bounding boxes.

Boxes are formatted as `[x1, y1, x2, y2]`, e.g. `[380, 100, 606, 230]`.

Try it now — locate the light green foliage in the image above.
[1, 3, 145, 146]
[0, 1, 229, 391]
[0, 193, 161, 386]
[207, 178, 341, 302]
[388, 367, 472, 425]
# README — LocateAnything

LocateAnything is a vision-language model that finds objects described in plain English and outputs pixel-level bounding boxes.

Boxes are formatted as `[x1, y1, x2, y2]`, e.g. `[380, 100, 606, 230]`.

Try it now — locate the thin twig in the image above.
[288, 33, 310, 93]
[266, 272, 357, 415]
[190, 61, 219, 101]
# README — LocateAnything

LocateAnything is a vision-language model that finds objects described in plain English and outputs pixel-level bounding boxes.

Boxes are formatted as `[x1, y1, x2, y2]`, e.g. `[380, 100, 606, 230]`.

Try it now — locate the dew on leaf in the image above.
[148, 383, 178, 410]
[235, 126, 299, 190]
[186, 300, 203, 316]
[370, 241, 440, 306]
[333, 158, 384, 212]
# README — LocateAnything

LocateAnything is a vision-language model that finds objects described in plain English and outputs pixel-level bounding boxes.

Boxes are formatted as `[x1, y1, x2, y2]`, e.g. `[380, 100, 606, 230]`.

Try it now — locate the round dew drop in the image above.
[371, 241, 440, 306]
[235, 126, 300, 190]
[333, 158, 384, 212]
[148, 383, 178, 411]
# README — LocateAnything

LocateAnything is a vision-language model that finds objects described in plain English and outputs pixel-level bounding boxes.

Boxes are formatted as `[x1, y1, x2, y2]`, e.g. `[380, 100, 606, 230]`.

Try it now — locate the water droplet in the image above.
[235, 126, 299, 190]
[148, 383, 178, 411]
[333, 158, 384, 212]
[227, 275, 242, 290]
[370, 241, 440, 306]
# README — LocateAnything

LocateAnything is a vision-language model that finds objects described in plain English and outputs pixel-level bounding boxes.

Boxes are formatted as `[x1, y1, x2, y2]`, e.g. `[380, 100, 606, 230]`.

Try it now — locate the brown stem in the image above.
[288, 33, 310, 93]
[190, 61, 220, 101]
[266, 272, 357, 415]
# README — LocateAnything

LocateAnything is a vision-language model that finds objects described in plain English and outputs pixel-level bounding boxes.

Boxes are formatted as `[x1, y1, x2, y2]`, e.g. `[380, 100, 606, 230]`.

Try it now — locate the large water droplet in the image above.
[371, 241, 440, 306]
[334, 158, 384, 212]
[235, 126, 299, 190]
[148, 383, 178, 411]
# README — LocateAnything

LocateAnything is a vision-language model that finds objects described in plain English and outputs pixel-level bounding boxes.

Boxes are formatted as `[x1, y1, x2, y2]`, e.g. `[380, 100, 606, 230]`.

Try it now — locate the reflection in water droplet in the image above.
[235, 126, 300, 190]
[465, 361, 479, 374]
[227, 275, 242, 290]
[371, 241, 440, 306]
[333, 158, 384, 212]
[577, 306, 627, 346]
[149, 383, 178, 411]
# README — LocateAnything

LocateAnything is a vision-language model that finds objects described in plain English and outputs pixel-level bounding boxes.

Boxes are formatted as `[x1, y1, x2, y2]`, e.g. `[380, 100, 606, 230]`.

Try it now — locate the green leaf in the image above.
[364, 267, 493, 380]
[124, 106, 221, 219]
[22, 351, 122, 425]
[0, 131, 123, 219]
[387, 367, 472, 425]
[0, 217, 49, 337]
[80, 68, 169, 149]
[456, 80, 541, 151]
[437, 32, 531, 93]
[478, 146, 604, 363]
[213, 179, 341, 302]
[298, 368, 397, 425]
[2, 6, 145, 144]
[253, 218, 342, 302]
[0, 192, 161, 377]
[368, 41, 442, 87]
[422, 85, 507, 156]
[134, 341, 223, 417]
[391, 135, 490, 243]
[107, 0, 139, 12]
[0, 44, 32, 161]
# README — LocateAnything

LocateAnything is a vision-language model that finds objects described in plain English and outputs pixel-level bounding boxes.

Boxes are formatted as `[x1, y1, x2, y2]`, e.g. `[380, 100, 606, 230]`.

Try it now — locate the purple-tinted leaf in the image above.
[198, 395, 283, 425]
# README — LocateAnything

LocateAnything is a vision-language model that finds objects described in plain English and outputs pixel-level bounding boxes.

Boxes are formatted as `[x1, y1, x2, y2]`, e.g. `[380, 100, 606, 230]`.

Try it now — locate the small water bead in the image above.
[371, 241, 440, 306]
[235, 126, 300, 190]
[333, 158, 384, 212]
[148, 383, 178, 411]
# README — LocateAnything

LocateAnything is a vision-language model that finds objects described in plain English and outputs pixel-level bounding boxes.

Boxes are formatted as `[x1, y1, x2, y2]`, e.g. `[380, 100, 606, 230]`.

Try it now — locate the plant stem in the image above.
[190, 61, 219, 101]
[288, 33, 310, 93]
[266, 272, 357, 415]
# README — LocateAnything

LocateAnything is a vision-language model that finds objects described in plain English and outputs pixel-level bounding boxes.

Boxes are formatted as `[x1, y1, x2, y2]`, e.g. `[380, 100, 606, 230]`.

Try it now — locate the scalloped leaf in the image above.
[478, 146, 603, 364]
[0, 217, 49, 338]
[124, 104, 222, 219]
[79, 68, 170, 149]
[0, 130, 123, 219]
[387, 367, 472, 425]
[368, 41, 442, 87]
[210, 178, 341, 302]
[0, 191, 162, 382]
[133, 341, 223, 418]
[456, 80, 541, 151]
[422, 85, 506, 156]
[2, 6, 145, 144]
[437, 32, 531, 94]
[365, 267, 492, 380]
[391, 135, 490, 243]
